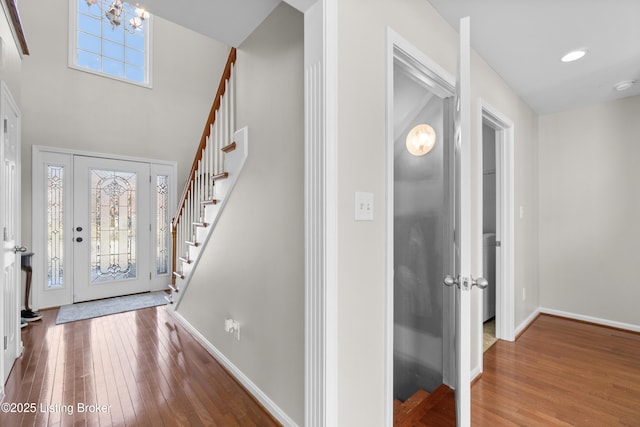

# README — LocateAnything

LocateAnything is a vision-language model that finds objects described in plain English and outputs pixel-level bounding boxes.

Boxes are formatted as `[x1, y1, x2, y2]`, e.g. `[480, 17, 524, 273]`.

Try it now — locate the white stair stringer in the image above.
[170, 127, 248, 309]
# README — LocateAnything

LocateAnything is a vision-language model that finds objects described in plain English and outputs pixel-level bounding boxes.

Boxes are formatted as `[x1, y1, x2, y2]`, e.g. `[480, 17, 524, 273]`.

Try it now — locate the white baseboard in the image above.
[167, 310, 299, 427]
[514, 307, 541, 338]
[539, 307, 640, 333]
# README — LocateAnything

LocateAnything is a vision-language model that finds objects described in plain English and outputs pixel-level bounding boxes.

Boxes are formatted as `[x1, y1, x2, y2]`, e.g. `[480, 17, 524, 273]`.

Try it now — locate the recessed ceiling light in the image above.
[614, 80, 635, 91]
[561, 49, 587, 63]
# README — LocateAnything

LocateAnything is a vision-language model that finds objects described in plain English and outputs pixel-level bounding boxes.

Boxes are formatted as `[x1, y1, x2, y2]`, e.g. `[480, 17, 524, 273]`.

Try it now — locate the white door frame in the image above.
[31, 146, 176, 309]
[475, 99, 515, 371]
[384, 28, 457, 427]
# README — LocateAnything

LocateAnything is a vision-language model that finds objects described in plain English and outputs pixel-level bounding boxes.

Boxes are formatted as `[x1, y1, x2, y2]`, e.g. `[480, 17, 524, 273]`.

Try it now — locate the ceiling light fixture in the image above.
[406, 124, 436, 156]
[614, 80, 635, 92]
[561, 49, 587, 63]
[85, 0, 150, 33]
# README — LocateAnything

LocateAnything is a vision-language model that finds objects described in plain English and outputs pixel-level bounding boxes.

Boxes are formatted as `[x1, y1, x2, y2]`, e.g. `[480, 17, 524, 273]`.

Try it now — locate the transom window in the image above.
[69, 0, 152, 86]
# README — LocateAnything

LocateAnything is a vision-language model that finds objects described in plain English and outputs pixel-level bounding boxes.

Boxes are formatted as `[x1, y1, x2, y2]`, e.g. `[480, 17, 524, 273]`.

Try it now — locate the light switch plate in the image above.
[355, 192, 374, 221]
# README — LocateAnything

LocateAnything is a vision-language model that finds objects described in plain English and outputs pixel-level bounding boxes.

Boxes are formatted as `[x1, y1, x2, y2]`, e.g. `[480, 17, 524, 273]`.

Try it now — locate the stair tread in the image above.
[221, 141, 236, 153]
[201, 199, 219, 205]
[394, 385, 453, 427]
[211, 172, 229, 181]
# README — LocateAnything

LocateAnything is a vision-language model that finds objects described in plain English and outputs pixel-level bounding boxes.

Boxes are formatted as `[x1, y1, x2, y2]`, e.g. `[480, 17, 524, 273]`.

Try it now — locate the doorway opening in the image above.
[481, 122, 498, 352]
[477, 101, 516, 366]
[386, 34, 457, 425]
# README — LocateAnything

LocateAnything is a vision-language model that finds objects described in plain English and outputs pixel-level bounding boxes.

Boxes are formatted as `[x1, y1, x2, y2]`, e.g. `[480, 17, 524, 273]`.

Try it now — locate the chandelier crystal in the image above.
[85, 0, 150, 33]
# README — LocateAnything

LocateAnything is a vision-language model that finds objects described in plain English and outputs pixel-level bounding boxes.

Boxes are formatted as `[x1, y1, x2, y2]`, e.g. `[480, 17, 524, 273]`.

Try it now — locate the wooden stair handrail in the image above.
[170, 47, 236, 286]
[173, 47, 236, 228]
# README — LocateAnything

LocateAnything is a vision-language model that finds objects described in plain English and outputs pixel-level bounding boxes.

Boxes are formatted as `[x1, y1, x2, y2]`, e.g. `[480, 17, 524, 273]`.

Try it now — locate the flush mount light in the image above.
[406, 124, 436, 156]
[561, 49, 587, 63]
[614, 80, 635, 91]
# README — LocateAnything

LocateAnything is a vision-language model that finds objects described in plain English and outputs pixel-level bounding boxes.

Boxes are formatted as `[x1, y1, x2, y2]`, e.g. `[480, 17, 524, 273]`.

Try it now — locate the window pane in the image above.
[77, 50, 101, 71]
[102, 20, 124, 43]
[125, 65, 144, 83]
[72, 0, 149, 85]
[125, 47, 144, 67]
[102, 39, 124, 61]
[78, 13, 101, 35]
[78, 32, 101, 54]
[102, 57, 124, 77]
[90, 169, 137, 283]
[156, 175, 169, 275]
[48, 165, 65, 288]
[125, 32, 144, 50]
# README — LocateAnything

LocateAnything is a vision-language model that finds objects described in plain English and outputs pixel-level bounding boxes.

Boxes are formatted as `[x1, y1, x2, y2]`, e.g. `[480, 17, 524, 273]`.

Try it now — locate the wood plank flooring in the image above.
[0, 305, 280, 427]
[472, 314, 640, 426]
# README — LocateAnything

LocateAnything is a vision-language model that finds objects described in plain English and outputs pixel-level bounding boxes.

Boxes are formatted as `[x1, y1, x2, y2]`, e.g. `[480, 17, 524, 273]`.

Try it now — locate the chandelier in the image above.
[85, 0, 150, 33]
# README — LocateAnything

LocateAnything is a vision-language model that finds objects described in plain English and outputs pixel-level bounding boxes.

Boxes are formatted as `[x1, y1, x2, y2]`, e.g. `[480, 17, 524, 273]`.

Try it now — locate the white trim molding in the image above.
[168, 310, 299, 427]
[477, 99, 516, 342]
[304, 1, 338, 426]
[539, 308, 640, 333]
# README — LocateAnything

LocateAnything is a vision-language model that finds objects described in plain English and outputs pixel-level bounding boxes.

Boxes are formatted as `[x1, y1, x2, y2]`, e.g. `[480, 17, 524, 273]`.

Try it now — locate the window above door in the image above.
[68, 0, 152, 87]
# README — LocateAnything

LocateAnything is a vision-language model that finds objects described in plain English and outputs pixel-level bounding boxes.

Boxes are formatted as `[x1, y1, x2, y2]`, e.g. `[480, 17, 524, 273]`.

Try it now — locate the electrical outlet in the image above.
[355, 192, 374, 221]
[224, 318, 241, 340]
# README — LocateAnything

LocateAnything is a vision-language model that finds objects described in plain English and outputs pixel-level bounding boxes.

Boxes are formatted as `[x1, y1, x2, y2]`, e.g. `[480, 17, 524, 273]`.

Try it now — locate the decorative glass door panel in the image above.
[90, 169, 137, 283]
[73, 156, 150, 302]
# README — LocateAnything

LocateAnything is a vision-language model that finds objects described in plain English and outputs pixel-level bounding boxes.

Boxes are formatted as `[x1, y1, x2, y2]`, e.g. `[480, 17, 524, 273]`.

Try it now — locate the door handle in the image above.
[444, 275, 487, 290]
[13, 246, 27, 253]
[444, 275, 458, 287]
[472, 277, 488, 289]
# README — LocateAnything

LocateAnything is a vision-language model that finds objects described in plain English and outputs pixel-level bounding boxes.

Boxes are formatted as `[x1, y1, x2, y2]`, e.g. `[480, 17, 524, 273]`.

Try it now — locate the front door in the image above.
[72, 156, 151, 302]
[1, 82, 22, 383]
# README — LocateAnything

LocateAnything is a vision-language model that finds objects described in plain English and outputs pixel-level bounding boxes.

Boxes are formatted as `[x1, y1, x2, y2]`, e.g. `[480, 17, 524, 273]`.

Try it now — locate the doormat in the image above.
[56, 291, 168, 324]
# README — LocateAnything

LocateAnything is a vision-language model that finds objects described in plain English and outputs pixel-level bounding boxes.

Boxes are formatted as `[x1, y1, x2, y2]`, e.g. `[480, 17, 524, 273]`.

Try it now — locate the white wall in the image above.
[175, 3, 304, 425]
[0, 2, 23, 101]
[539, 95, 640, 328]
[336, 0, 539, 424]
[17, 1, 230, 248]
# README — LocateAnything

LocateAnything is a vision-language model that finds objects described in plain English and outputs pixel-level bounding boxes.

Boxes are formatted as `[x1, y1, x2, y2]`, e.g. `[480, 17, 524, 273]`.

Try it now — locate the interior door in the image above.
[451, 16, 472, 426]
[1, 82, 22, 383]
[73, 156, 151, 302]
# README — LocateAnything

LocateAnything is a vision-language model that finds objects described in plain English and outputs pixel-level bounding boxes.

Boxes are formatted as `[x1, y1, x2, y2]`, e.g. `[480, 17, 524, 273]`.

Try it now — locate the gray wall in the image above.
[393, 80, 447, 400]
[17, 1, 230, 249]
[539, 95, 640, 327]
[175, 3, 304, 424]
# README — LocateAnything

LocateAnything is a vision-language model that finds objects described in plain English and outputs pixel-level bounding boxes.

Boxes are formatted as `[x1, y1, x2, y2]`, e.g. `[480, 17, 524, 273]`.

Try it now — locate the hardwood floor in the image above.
[473, 314, 640, 426]
[0, 306, 280, 427]
[405, 314, 640, 426]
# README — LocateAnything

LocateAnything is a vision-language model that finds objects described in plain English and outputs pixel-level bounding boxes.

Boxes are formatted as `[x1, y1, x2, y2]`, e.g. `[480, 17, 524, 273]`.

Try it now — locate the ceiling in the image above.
[427, 0, 640, 114]
[142, 0, 640, 115]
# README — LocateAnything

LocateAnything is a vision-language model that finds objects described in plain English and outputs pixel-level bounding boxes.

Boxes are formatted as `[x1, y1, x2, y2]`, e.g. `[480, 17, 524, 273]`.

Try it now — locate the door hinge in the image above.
[149, 272, 152, 280]
[4, 335, 7, 350]
[3, 227, 7, 241]
[4, 118, 7, 134]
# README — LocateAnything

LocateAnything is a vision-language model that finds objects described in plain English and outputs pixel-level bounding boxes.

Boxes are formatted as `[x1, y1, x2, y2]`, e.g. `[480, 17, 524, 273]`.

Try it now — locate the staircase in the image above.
[167, 47, 248, 305]
[394, 384, 455, 427]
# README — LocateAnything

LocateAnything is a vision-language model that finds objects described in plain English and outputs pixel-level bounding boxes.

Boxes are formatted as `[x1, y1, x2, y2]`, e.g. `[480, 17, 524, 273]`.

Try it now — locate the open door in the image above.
[443, 17, 487, 426]
[1, 81, 23, 385]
